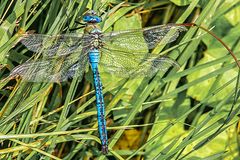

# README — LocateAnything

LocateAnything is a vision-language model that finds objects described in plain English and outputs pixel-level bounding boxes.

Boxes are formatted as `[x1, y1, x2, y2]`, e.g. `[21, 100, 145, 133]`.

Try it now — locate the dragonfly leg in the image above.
[65, 21, 86, 31]
[69, 26, 85, 31]
[75, 20, 86, 25]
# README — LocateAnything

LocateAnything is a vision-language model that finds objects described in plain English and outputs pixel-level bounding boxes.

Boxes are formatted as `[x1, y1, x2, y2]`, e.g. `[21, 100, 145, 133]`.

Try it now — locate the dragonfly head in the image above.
[83, 10, 102, 23]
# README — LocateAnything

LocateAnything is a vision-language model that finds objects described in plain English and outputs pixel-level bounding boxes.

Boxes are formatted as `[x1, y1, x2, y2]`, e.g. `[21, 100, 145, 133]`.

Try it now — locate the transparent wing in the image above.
[20, 33, 91, 57]
[99, 47, 179, 78]
[102, 24, 187, 52]
[10, 52, 88, 82]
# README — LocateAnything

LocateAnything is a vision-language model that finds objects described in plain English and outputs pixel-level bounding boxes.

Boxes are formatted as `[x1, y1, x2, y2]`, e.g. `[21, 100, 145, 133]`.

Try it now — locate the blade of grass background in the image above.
[24, 0, 51, 30]
[0, 0, 9, 18]
[161, 89, 238, 159]
[68, 0, 89, 29]
[140, 55, 237, 111]
[145, 1, 224, 158]
[46, 78, 80, 159]
[102, 5, 140, 32]
[179, 72, 240, 159]
[167, 1, 240, 158]
[211, 1, 240, 22]
[127, 75, 237, 159]
[141, 78, 236, 159]
[0, 83, 52, 126]
[147, 79, 235, 159]
[0, 0, 26, 64]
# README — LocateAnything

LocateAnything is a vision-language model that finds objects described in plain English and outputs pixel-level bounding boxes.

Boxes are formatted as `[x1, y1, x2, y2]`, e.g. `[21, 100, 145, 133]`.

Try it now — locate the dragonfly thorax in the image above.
[85, 28, 103, 49]
[91, 38, 101, 48]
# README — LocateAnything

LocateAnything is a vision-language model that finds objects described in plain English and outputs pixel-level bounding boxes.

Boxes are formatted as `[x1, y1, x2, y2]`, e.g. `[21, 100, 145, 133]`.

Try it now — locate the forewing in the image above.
[10, 52, 88, 82]
[102, 24, 187, 52]
[100, 47, 179, 78]
[20, 33, 90, 57]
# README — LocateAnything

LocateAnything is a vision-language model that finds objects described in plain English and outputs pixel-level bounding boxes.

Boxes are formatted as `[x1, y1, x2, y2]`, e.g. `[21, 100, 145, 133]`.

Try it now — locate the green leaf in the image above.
[170, 0, 192, 6]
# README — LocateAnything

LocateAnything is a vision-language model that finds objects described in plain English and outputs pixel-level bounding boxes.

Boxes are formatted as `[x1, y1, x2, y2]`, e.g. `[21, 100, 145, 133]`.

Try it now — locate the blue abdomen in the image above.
[88, 49, 108, 153]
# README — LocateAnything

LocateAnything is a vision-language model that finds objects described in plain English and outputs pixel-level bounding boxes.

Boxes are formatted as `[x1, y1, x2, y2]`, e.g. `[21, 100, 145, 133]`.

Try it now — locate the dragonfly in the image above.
[10, 10, 187, 154]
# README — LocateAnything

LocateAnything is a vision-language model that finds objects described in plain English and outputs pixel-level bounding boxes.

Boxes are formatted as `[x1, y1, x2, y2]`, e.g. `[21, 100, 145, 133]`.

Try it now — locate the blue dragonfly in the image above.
[10, 10, 187, 154]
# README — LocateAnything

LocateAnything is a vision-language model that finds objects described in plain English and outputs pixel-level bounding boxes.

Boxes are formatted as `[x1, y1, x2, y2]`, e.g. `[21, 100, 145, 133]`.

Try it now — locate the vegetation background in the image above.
[0, 0, 240, 159]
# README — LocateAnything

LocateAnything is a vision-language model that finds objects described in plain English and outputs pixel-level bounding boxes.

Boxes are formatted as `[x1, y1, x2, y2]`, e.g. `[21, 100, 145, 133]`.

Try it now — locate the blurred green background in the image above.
[0, 0, 240, 159]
